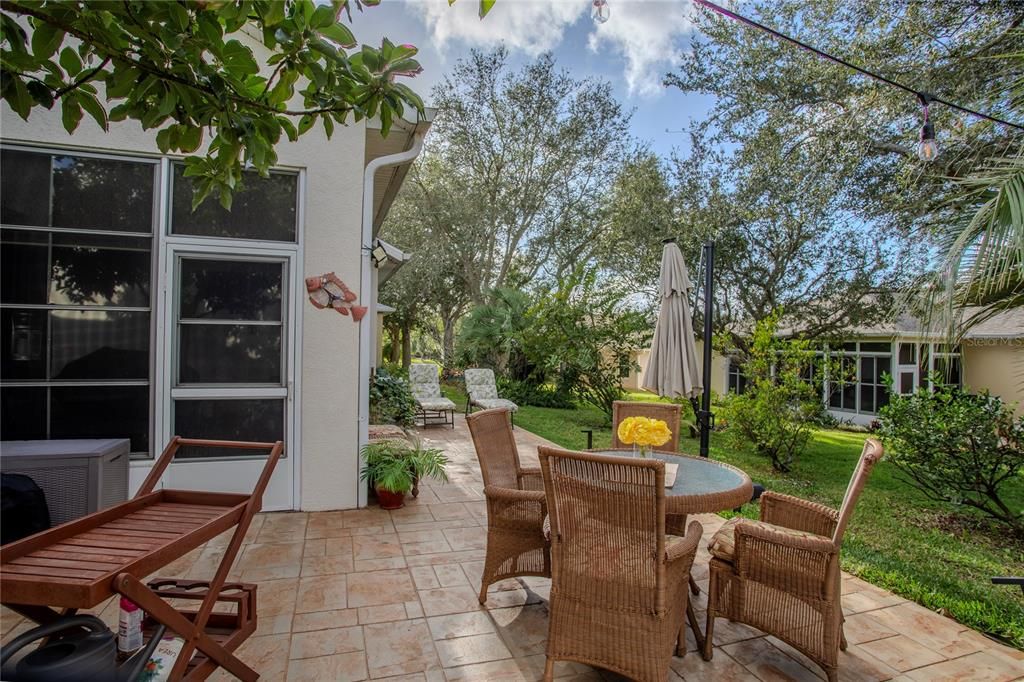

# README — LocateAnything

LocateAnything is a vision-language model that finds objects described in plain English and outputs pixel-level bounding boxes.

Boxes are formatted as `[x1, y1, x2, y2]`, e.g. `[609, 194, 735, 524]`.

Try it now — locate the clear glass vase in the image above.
[633, 444, 651, 458]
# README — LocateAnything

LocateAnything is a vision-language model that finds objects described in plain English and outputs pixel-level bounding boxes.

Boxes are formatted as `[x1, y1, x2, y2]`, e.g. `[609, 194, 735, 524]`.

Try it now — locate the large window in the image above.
[727, 359, 747, 394]
[859, 355, 891, 414]
[1, 148, 156, 454]
[169, 163, 298, 242]
[827, 341, 891, 415]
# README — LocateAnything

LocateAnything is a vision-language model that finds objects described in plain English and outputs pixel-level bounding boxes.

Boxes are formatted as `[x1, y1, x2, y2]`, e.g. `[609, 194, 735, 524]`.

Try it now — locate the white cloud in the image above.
[406, 0, 695, 99]
[412, 0, 586, 56]
[587, 0, 695, 97]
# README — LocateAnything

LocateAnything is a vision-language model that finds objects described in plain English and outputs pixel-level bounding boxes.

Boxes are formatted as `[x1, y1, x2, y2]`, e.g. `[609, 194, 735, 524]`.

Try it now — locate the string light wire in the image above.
[692, 0, 1024, 132]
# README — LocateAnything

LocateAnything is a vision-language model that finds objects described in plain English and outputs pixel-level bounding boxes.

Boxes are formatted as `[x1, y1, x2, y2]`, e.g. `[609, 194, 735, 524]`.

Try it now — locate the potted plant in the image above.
[405, 437, 449, 498]
[360, 440, 448, 510]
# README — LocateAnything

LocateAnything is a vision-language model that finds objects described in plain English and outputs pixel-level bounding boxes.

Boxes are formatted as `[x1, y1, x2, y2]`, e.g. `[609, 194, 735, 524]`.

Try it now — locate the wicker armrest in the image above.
[760, 491, 839, 537]
[732, 521, 837, 599]
[483, 485, 547, 531]
[518, 469, 544, 491]
[483, 486, 546, 503]
[665, 522, 702, 564]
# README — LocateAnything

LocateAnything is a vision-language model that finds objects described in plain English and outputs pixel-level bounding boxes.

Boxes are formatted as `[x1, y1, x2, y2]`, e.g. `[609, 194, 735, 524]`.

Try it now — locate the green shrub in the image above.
[380, 361, 408, 379]
[719, 312, 823, 472]
[879, 379, 1024, 536]
[497, 378, 575, 409]
[369, 370, 417, 427]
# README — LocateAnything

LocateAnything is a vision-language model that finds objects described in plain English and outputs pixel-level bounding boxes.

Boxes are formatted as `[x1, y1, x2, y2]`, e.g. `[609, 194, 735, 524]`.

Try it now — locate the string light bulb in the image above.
[592, 0, 610, 23]
[918, 93, 939, 162]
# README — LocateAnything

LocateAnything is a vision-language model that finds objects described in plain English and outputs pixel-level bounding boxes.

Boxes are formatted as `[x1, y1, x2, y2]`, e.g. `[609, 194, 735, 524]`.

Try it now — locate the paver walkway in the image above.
[2, 416, 1021, 681]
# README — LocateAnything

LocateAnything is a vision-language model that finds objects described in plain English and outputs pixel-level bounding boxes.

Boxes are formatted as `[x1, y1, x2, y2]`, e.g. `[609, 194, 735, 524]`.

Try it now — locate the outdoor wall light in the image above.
[592, 0, 610, 24]
[370, 244, 388, 267]
[918, 93, 939, 162]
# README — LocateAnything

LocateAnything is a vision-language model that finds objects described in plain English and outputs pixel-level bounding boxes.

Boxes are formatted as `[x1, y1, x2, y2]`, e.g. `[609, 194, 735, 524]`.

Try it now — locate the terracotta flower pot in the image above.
[376, 487, 406, 510]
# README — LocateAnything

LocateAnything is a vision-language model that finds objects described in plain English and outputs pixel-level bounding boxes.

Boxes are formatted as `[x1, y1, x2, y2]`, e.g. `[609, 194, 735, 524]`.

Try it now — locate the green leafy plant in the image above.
[405, 437, 449, 484]
[521, 268, 651, 419]
[497, 378, 575, 409]
[879, 378, 1024, 536]
[359, 439, 448, 494]
[719, 311, 824, 472]
[369, 370, 417, 427]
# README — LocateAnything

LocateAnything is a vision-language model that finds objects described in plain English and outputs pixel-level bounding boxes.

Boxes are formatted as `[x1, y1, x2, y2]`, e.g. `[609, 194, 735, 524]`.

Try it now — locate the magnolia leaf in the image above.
[2, 75, 33, 119]
[277, 115, 298, 142]
[479, 0, 496, 18]
[297, 113, 316, 135]
[60, 93, 83, 133]
[221, 39, 259, 75]
[219, 185, 234, 210]
[319, 22, 356, 48]
[77, 91, 107, 130]
[263, 0, 286, 26]
[59, 46, 81, 76]
[167, 2, 190, 32]
[179, 125, 203, 152]
[30, 22, 63, 60]
[310, 4, 338, 29]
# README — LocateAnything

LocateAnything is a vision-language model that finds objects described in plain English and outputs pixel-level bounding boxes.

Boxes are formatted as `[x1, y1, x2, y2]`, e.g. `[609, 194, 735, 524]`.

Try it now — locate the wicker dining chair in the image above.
[466, 408, 551, 604]
[538, 446, 703, 682]
[702, 437, 884, 682]
[611, 401, 700, 595]
[611, 400, 683, 451]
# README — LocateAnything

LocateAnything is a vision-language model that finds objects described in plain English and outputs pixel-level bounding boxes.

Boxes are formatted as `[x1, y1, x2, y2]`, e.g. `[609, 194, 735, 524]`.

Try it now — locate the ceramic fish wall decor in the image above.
[305, 272, 367, 321]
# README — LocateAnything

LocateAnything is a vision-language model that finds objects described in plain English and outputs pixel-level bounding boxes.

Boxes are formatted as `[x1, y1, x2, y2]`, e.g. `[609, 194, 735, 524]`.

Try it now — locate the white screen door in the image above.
[160, 248, 295, 510]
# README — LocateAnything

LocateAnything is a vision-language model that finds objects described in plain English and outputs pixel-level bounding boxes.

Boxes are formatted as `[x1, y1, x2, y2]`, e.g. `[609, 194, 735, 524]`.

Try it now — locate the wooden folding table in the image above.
[1, 437, 283, 681]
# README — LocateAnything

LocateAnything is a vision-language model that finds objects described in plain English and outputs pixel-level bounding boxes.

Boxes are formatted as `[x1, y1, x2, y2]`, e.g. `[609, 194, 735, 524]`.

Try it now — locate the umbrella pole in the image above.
[699, 241, 715, 458]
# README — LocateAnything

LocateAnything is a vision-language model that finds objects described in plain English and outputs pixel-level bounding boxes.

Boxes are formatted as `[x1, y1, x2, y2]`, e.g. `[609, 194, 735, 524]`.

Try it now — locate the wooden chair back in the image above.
[466, 408, 521, 489]
[539, 446, 671, 614]
[832, 437, 884, 547]
[611, 401, 682, 451]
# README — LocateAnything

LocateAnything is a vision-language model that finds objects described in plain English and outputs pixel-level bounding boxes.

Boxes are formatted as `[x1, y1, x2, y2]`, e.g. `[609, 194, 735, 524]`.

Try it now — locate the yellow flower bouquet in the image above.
[617, 416, 672, 457]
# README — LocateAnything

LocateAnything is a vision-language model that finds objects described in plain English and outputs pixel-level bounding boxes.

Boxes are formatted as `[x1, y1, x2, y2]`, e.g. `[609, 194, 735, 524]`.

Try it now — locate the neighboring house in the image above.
[800, 308, 1024, 425]
[0, 29, 429, 512]
[630, 309, 1023, 425]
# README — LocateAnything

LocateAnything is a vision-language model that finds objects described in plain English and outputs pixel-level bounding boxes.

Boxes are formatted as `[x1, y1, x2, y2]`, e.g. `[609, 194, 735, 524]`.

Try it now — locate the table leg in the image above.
[115, 573, 258, 682]
[687, 601, 705, 653]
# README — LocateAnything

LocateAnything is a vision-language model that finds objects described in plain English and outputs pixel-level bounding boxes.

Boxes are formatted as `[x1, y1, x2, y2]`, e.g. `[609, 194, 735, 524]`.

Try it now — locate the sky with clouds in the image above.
[351, 0, 719, 158]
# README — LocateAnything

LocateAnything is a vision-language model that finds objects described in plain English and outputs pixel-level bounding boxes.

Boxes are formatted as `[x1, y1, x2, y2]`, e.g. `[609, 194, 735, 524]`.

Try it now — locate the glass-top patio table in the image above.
[588, 448, 754, 515]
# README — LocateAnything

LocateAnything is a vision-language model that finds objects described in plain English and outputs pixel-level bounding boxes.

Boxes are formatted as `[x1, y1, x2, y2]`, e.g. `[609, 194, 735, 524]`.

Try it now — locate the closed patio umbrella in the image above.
[642, 240, 703, 402]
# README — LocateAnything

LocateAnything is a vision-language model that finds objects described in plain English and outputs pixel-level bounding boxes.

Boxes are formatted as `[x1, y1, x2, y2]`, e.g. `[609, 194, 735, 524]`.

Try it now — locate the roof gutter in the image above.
[356, 130, 426, 507]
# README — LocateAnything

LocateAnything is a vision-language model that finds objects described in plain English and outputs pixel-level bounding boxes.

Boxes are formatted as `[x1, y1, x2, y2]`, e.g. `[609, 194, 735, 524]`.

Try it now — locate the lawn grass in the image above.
[443, 384, 1024, 649]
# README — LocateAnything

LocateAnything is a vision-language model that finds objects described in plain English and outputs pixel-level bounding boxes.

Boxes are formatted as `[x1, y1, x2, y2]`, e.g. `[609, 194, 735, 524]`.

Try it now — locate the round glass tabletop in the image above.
[589, 449, 753, 514]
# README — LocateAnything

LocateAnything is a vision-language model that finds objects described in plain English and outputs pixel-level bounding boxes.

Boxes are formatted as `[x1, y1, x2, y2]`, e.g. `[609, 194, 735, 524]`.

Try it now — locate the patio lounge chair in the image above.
[408, 363, 456, 428]
[538, 446, 702, 682]
[612, 401, 699, 596]
[702, 437, 884, 682]
[464, 368, 518, 426]
[466, 408, 550, 604]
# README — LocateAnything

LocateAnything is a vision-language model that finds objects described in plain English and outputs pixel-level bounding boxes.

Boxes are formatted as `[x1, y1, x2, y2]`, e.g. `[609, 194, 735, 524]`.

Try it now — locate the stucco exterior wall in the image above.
[1, 39, 367, 511]
[297, 125, 365, 512]
[963, 341, 1024, 416]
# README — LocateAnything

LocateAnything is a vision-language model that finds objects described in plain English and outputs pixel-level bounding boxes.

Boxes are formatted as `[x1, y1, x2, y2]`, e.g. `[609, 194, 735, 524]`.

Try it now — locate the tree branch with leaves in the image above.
[1, 0, 426, 208]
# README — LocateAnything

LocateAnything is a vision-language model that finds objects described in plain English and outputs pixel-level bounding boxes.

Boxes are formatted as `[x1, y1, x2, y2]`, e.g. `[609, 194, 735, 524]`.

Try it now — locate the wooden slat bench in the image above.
[1, 437, 283, 681]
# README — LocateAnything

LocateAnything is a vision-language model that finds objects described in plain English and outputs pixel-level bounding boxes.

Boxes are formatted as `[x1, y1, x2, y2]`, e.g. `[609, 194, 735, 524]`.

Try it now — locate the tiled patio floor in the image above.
[3, 416, 1021, 681]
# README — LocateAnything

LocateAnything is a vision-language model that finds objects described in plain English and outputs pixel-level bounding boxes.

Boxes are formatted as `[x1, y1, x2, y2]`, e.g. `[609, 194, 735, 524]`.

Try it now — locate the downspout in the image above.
[357, 130, 426, 507]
